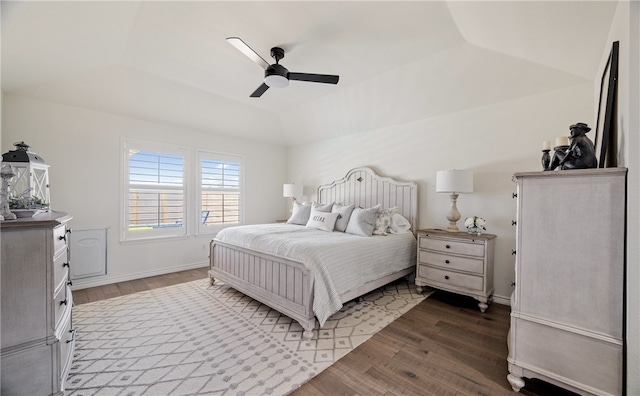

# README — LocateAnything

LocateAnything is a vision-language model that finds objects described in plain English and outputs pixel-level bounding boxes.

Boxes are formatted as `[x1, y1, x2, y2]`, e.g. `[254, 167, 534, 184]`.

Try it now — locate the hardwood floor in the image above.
[74, 269, 576, 396]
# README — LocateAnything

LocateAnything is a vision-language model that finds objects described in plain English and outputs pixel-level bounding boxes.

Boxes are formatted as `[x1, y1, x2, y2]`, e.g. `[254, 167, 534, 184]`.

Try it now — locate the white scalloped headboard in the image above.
[317, 167, 418, 233]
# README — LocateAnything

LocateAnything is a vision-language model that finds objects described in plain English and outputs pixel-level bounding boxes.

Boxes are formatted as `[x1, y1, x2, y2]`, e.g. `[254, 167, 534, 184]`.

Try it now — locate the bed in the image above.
[208, 167, 418, 339]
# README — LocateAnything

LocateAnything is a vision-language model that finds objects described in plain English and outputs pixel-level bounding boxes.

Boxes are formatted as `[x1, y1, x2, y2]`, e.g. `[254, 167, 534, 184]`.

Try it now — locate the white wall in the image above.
[287, 82, 594, 303]
[2, 94, 288, 288]
[601, 1, 640, 394]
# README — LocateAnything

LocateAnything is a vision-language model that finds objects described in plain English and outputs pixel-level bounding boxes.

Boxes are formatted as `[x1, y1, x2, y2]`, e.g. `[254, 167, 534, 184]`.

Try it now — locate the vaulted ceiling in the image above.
[1, 1, 618, 146]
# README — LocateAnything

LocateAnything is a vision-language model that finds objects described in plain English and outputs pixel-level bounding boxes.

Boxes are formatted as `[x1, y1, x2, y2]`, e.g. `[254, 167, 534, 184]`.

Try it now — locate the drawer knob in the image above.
[445, 244, 451, 249]
[67, 280, 73, 286]
[512, 250, 517, 255]
[60, 299, 68, 306]
[58, 234, 66, 242]
[512, 220, 517, 226]
[512, 193, 518, 198]
[63, 262, 70, 268]
[445, 259, 450, 264]
[444, 275, 450, 280]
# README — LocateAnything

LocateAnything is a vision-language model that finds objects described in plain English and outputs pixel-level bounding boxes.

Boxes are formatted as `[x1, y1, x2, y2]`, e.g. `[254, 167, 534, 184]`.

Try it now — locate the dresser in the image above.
[1, 211, 75, 395]
[508, 168, 626, 395]
[415, 228, 496, 312]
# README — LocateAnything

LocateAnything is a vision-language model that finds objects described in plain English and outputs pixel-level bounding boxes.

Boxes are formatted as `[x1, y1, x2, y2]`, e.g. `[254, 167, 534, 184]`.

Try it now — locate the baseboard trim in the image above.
[70, 261, 209, 291]
[493, 294, 510, 306]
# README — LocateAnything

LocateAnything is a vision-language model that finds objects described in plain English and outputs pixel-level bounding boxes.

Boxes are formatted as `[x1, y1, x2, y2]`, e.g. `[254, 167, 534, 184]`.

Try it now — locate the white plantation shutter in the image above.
[198, 151, 243, 233]
[123, 140, 188, 240]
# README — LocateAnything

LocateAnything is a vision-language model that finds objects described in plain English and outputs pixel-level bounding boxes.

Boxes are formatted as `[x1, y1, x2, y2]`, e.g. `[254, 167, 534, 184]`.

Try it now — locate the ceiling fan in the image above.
[227, 37, 339, 98]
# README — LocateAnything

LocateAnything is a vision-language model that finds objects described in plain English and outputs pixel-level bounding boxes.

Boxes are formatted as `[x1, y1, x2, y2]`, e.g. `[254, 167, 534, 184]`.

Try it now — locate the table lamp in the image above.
[436, 170, 474, 232]
[283, 183, 303, 211]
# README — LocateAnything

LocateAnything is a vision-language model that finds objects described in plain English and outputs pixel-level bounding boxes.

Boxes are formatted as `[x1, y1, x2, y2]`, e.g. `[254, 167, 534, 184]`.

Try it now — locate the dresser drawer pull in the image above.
[63, 262, 70, 268]
[445, 259, 450, 264]
[512, 220, 517, 226]
[60, 299, 68, 306]
[67, 328, 76, 343]
[58, 234, 67, 242]
[444, 275, 450, 280]
[67, 280, 73, 286]
[512, 250, 517, 255]
[445, 245, 451, 249]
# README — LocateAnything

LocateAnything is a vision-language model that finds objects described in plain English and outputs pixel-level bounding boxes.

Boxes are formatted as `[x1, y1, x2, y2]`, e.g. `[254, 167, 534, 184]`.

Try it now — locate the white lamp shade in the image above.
[283, 183, 303, 198]
[436, 170, 474, 193]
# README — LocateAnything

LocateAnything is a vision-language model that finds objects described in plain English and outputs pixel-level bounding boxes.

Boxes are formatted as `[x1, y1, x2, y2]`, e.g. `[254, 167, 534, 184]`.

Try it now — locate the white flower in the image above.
[464, 216, 486, 230]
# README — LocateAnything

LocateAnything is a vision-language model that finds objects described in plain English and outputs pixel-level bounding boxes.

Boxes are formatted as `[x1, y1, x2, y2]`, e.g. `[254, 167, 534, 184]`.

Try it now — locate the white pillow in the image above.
[373, 207, 398, 235]
[306, 208, 339, 232]
[345, 204, 381, 237]
[331, 203, 355, 232]
[312, 202, 333, 212]
[389, 213, 412, 234]
[287, 201, 312, 225]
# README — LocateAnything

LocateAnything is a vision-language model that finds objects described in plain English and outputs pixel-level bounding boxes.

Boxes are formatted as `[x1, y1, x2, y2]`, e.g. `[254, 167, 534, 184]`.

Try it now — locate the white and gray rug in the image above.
[66, 278, 428, 396]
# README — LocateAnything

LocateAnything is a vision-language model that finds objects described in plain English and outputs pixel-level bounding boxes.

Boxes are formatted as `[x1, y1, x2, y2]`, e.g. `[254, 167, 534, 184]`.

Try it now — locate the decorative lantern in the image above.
[1, 142, 50, 205]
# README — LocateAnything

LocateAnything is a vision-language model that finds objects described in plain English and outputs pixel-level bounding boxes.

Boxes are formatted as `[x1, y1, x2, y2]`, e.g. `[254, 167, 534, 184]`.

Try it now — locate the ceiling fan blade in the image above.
[227, 37, 270, 70]
[250, 83, 269, 98]
[289, 73, 339, 84]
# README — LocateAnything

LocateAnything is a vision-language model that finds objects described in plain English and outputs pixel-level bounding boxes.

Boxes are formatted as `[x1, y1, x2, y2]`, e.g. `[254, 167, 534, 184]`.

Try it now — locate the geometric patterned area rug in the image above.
[66, 278, 429, 396]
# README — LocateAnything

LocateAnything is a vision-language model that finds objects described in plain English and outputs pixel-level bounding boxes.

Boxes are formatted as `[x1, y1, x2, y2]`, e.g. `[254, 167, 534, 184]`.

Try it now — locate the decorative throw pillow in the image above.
[287, 201, 312, 225]
[389, 213, 412, 234]
[373, 206, 398, 235]
[306, 208, 340, 232]
[345, 204, 381, 237]
[331, 203, 355, 232]
[312, 202, 334, 212]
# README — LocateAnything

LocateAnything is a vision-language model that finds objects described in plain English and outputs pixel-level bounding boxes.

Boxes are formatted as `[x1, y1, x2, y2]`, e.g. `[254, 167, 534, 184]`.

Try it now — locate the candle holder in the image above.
[541, 149, 551, 170]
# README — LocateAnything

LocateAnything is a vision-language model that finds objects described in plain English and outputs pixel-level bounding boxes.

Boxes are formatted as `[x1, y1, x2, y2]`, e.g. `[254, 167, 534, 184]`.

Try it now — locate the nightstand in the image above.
[415, 228, 496, 312]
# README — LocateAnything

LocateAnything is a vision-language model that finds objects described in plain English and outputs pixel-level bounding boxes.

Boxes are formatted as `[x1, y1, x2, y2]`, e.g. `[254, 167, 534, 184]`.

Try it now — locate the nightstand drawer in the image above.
[418, 250, 484, 274]
[418, 266, 483, 291]
[419, 237, 484, 257]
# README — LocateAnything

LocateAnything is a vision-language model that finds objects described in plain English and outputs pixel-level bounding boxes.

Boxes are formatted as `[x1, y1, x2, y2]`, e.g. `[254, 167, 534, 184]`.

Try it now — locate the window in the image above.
[122, 139, 188, 240]
[198, 151, 243, 234]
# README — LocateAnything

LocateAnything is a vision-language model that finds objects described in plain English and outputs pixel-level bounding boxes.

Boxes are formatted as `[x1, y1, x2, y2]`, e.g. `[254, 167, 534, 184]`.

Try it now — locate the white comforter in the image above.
[214, 223, 416, 326]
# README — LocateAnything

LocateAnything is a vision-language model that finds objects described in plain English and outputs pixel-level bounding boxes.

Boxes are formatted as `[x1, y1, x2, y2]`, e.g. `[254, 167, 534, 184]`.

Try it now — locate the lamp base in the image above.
[445, 192, 461, 232]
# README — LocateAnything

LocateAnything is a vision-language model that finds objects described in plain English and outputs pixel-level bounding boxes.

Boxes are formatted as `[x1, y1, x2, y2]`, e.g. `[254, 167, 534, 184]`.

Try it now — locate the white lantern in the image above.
[1, 142, 50, 205]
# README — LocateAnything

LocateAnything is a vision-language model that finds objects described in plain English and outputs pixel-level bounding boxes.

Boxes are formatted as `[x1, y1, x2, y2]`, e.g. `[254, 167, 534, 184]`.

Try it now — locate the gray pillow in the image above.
[345, 205, 381, 237]
[331, 203, 355, 232]
[287, 201, 312, 225]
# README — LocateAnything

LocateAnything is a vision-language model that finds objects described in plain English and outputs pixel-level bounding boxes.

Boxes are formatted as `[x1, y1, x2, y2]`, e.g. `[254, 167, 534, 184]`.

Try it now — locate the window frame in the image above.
[196, 149, 244, 235]
[121, 138, 190, 242]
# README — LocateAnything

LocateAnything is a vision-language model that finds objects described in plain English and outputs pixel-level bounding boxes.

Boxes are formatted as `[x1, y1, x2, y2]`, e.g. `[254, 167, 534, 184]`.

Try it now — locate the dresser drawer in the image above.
[419, 250, 484, 274]
[418, 265, 483, 291]
[53, 224, 69, 258]
[419, 237, 484, 257]
[58, 313, 75, 388]
[53, 285, 71, 329]
[53, 253, 70, 292]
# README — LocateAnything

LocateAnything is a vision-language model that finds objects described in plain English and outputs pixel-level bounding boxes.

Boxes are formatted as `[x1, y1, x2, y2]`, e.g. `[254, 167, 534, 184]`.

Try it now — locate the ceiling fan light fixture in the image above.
[264, 74, 289, 88]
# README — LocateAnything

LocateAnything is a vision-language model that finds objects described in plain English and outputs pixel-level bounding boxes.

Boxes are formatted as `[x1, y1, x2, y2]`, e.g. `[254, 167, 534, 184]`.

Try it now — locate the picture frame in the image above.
[594, 41, 619, 168]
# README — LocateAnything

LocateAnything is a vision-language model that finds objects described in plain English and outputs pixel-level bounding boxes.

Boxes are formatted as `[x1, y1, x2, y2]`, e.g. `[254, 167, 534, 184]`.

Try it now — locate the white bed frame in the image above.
[208, 167, 418, 339]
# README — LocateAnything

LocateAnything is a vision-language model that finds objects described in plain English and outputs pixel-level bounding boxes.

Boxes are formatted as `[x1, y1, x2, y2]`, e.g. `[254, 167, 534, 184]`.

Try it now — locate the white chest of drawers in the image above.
[415, 228, 496, 312]
[1, 211, 75, 395]
[508, 169, 625, 395]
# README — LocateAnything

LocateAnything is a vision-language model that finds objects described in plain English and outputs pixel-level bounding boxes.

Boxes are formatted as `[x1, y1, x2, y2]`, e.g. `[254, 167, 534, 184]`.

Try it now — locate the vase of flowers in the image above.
[464, 216, 486, 235]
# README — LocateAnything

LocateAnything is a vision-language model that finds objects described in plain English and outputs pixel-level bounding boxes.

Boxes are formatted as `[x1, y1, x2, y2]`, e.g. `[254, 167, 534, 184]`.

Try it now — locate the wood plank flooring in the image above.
[74, 269, 576, 396]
